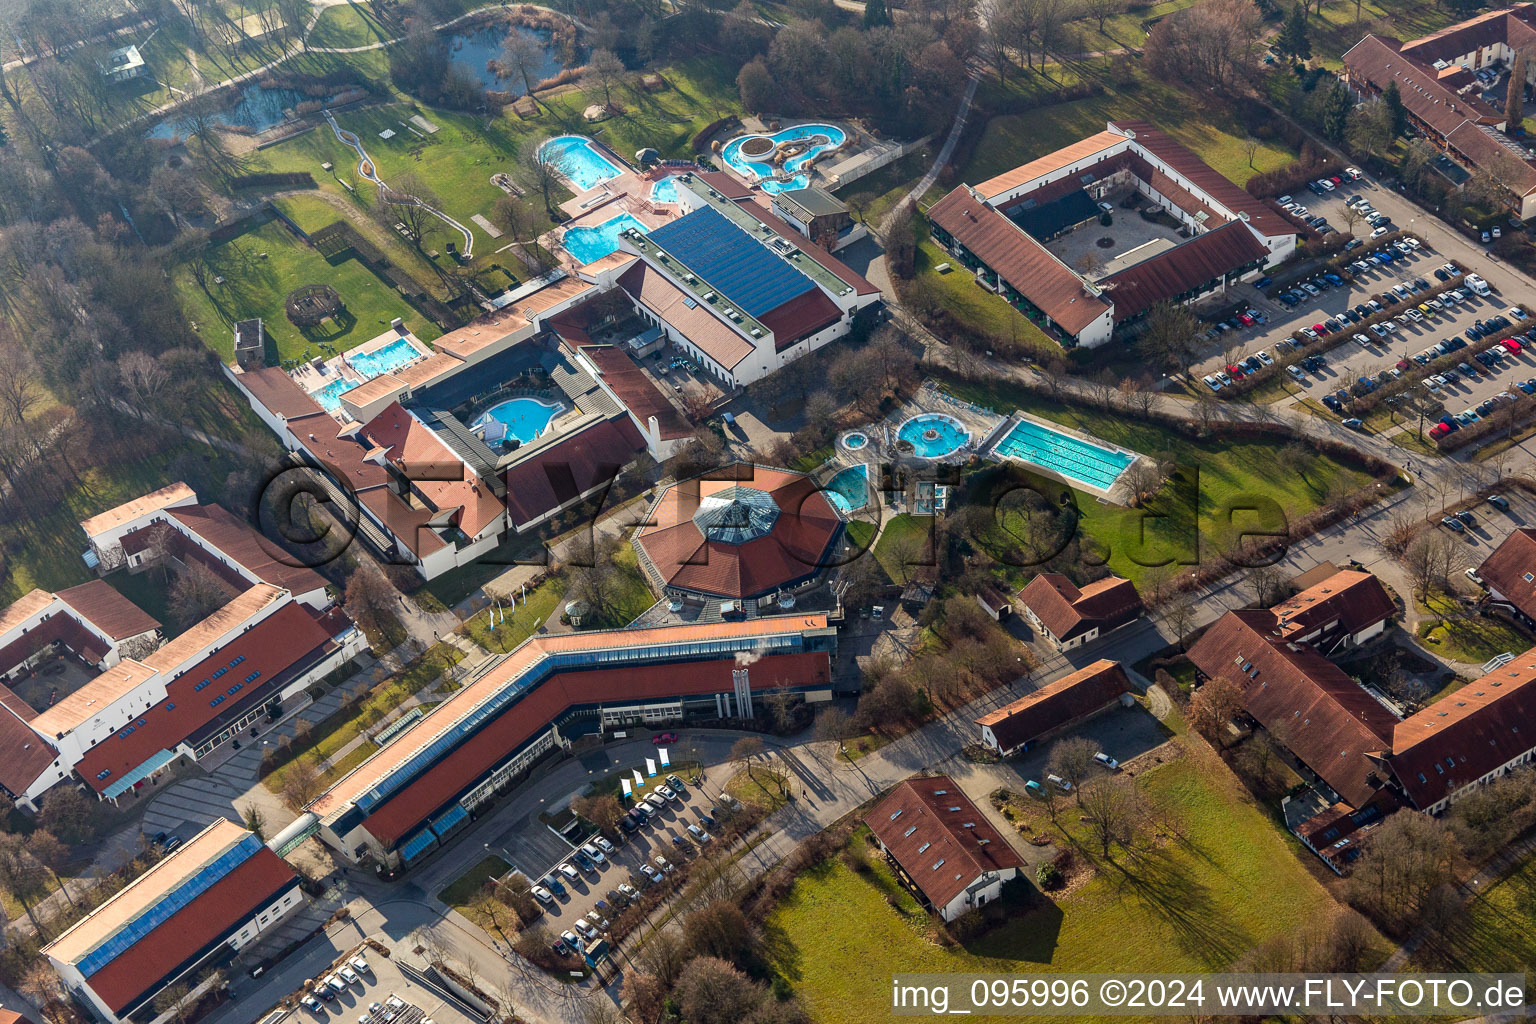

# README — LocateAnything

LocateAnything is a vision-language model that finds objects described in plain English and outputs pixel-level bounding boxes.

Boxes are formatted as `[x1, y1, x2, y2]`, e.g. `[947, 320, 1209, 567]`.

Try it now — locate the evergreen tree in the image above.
[864, 0, 893, 27]
[1278, 5, 1311, 59]
[1321, 80, 1353, 142]
[1383, 81, 1409, 137]
[1509, 51, 1527, 133]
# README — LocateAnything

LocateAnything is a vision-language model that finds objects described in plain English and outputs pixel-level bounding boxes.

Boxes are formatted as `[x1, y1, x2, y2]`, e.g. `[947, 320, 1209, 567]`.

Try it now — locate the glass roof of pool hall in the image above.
[692, 486, 780, 544]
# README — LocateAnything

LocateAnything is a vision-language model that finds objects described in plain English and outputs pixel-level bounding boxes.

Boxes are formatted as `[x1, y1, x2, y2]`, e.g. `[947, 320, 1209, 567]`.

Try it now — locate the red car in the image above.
[1503, 338, 1523, 353]
[1226, 363, 1246, 378]
[1330, 176, 1344, 186]
[652, 732, 677, 744]
[1429, 423, 1449, 439]
[1238, 313, 1255, 326]
[1396, 359, 1410, 370]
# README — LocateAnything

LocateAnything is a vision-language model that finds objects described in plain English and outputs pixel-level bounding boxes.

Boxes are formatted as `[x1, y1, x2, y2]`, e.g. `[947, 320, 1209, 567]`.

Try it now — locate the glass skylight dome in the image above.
[692, 486, 781, 545]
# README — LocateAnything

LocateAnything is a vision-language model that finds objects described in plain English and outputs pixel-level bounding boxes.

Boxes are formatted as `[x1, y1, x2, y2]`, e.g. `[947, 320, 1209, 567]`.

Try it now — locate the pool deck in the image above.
[288, 325, 428, 415]
[985, 409, 1152, 507]
[549, 163, 686, 270]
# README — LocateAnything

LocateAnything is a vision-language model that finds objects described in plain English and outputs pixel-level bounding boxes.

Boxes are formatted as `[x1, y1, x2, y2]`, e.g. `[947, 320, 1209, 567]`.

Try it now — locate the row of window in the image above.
[194, 655, 250, 692]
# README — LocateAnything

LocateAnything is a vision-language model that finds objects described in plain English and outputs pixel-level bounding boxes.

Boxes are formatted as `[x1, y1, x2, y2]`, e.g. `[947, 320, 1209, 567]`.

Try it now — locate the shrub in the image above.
[1035, 862, 1063, 890]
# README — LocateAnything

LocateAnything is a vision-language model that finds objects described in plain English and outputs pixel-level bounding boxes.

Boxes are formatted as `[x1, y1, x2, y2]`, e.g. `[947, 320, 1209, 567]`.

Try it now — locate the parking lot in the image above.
[530, 772, 726, 958]
[293, 945, 477, 1024]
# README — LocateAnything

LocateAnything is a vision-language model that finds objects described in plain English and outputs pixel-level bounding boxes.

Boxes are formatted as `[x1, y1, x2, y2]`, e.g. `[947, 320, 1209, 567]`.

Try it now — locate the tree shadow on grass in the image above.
[1101, 845, 1253, 966]
[1416, 873, 1536, 972]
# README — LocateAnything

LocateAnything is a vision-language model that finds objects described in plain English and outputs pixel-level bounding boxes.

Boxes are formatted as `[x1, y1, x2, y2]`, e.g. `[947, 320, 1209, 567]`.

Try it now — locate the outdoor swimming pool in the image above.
[897, 414, 969, 458]
[563, 213, 647, 264]
[539, 135, 624, 191]
[312, 377, 359, 412]
[346, 337, 421, 379]
[993, 418, 1135, 491]
[841, 431, 869, 451]
[474, 397, 562, 444]
[650, 176, 678, 203]
[721, 123, 846, 190]
[825, 464, 870, 514]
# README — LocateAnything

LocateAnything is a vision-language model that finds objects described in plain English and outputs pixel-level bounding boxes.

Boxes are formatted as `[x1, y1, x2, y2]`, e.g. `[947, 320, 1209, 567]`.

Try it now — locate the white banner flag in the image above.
[633, 769, 645, 788]
[646, 758, 657, 777]
[658, 747, 671, 768]
[621, 778, 632, 798]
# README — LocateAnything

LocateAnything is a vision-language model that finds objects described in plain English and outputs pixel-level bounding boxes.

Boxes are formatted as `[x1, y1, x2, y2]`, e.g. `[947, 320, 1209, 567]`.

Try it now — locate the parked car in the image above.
[558, 863, 579, 881]
[1047, 773, 1073, 792]
[652, 732, 677, 744]
[581, 843, 606, 864]
[1489, 494, 1512, 510]
[1443, 516, 1466, 533]
[1093, 752, 1120, 770]
[686, 824, 712, 843]
[1342, 418, 1364, 430]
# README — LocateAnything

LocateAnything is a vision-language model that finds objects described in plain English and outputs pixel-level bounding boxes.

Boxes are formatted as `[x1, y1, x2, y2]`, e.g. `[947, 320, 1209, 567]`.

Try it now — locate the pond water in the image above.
[147, 83, 316, 139]
[447, 23, 567, 93]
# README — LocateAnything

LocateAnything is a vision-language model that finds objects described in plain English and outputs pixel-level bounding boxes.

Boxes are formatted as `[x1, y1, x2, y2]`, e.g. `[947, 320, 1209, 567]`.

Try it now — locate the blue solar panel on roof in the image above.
[646, 206, 815, 318]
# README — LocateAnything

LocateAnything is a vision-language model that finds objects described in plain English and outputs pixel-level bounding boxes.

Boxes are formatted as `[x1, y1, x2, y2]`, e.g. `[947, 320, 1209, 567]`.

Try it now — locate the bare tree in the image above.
[581, 48, 626, 108]
[730, 736, 764, 779]
[1048, 736, 1101, 803]
[169, 561, 234, 626]
[380, 172, 442, 251]
[1401, 531, 1462, 600]
[1161, 597, 1197, 650]
[279, 757, 323, 813]
[1077, 775, 1144, 861]
[501, 29, 550, 101]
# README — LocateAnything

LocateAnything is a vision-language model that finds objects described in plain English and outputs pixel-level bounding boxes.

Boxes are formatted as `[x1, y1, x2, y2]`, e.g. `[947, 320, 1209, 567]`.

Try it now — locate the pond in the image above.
[147, 83, 317, 139]
[447, 22, 568, 93]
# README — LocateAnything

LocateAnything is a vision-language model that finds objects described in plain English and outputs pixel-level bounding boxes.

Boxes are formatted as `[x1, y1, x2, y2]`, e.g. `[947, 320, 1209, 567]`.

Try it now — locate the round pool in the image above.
[897, 414, 969, 458]
[841, 431, 869, 451]
[473, 397, 563, 445]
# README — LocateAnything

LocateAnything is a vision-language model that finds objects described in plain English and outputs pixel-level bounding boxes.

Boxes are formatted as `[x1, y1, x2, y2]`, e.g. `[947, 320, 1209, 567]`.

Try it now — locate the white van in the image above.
[1464, 273, 1491, 296]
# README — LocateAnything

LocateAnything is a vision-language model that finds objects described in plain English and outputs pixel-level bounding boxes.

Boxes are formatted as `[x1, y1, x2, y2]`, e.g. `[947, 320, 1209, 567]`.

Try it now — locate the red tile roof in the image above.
[632, 467, 842, 599]
[0, 703, 57, 797]
[365, 651, 830, 846]
[0, 604, 111, 678]
[1479, 528, 1536, 621]
[759, 288, 843, 348]
[581, 346, 691, 440]
[1269, 569, 1395, 645]
[1391, 649, 1536, 808]
[54, 582, 159, 641]
[1188, 610, 1394, 806]
[973, 131, 1128, 200]
[501, 416, 645, 527]
[1107, 120, 1296, 239]
[1343, 35, 1502, 140]
[694, 170, 755, 200]
[1018, 574, 1142, 643]
[232, 367, 333, 423]
[1446, 122, 1536, 197]
[928, 186, 1111, 336]
[361, 403, 506, 540]
[75, 602, 336, 795]
[83, 847, 298, 1014]
[1099, 221, 1268, 322]
[166, 504, 329, 598]
[976, 659, 1130, 753]
[1400, 4, 1536, 65]
[866, 776, 1024, 912]
[617, 262, 756, 371]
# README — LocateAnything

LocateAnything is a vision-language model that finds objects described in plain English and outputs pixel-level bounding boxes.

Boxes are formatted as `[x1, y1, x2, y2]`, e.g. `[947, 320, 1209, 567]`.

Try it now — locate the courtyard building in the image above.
[1344, 7, 1536, 218]
[1476, 527, 1536, 625]
[866, 775, 1024, 922]
[927, 120, 1296, 348]
[43, 820, 301, 1024]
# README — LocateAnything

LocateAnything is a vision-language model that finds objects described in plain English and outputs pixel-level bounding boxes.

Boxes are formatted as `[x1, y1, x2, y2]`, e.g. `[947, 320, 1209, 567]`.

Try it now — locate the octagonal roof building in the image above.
[633, 465, 843, 601]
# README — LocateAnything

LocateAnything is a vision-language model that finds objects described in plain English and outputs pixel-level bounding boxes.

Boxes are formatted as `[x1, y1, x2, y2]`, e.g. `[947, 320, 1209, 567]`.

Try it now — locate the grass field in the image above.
[941, 377, 1379, 591]
[769, 743, 1386, 1024]
[460, 578, 565, 653]
[963, 65, 1297, 190]
[441, 855, 511, 908]
[1417, 593, 1532, 664]
[1418, 848, 1536, 974]
[307, 2, 397, 50]
[909, 228, 1061, 358]
[174, 215, 441, 363]
[870, 514, 935, 585]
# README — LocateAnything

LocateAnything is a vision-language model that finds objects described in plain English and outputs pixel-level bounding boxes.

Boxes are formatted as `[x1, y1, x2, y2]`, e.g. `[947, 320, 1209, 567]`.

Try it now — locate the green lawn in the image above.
[308, 2, 397, 49]
[1069, 0, 1202, 50]
[910, 228, 1060, 358]
[579, 544, 657, 630]
[440, 855, 511, 908]
[1308, 0, 1461, 68]
[963, 64, 1296, 190]
[941, 377, 1380, 591]
[870, 514, 934, 585]
[833, 146, 935, 229]
[1419, 849, 1536, 974]
[1417, 593, 1532, 665]
[262, 643, 464, 794]
[175, 215, 441, 364]
[103, 568, 186, 638]
[769, 747, 1386, 1024]
[461, 578, 565, 653]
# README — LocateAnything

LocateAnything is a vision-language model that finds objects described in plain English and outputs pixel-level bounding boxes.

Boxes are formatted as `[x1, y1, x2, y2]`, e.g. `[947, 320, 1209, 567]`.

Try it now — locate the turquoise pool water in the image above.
[474, 397, 561, 444]
[994, 418, 1134, 490]
[347, 337, 420, 378]
[721, 124, 846, 188]
[313, 377, 359, 412]
[898, 414, 969, 458]
[539, 135, 624, 191]
[825, 464, 869, 514]
[650, 176, 678, 203]
[564, 213, 647, 264]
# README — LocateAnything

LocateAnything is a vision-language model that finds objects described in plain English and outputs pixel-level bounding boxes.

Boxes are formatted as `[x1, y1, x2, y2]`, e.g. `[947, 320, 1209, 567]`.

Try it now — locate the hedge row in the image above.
[229, 171, 316, 189]
[1437, 398, 1536, 452]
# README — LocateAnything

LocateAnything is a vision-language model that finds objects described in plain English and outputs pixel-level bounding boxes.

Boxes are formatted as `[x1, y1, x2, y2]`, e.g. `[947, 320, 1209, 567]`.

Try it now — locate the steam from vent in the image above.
[735, 645, 765, 667]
